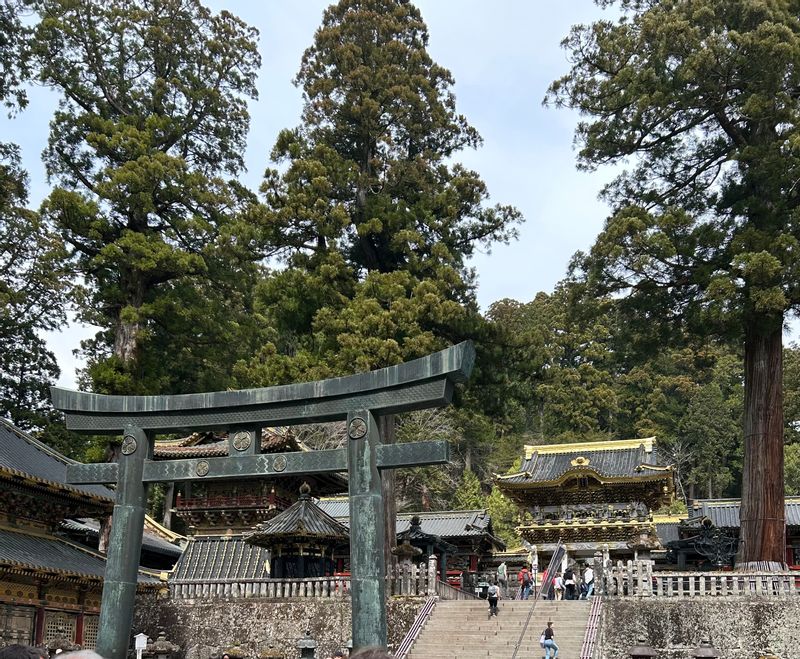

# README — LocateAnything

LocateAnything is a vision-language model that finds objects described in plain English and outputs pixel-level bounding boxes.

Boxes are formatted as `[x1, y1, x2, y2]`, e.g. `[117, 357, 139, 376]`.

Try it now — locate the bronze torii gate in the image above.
[52, 342, 474, 659]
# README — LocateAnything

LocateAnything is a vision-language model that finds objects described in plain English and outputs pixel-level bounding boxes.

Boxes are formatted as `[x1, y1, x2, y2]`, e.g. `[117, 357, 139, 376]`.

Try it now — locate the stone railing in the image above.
[169, 555, 472, 600]
[386, 561, 434, 597]
[435, 579, 478, 600]
[169, 576, 351, 599]
[598, 560, 800, 598]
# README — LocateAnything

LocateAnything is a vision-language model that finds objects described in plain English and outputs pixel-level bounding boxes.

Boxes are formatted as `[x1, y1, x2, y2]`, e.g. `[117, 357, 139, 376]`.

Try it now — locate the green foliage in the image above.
[452, 469, 483, 510]
[0, 1, 29, 113]
[32, 0, 265, 394]
[547, 0, 800, 343]
[235, 0, 521, 391]
[486, 487, 519, 549]
[547, 0, 800, 559]
[786, 443, 800, 496]
[785, 344, 800, 445]
[679, 383, 741, 498]
[265, 0, 521, 287]
[0, 145, 69, 429]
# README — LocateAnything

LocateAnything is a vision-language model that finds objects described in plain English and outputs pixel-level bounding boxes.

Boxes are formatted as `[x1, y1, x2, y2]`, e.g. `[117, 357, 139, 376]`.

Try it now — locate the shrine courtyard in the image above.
[0, 344, 797, 658]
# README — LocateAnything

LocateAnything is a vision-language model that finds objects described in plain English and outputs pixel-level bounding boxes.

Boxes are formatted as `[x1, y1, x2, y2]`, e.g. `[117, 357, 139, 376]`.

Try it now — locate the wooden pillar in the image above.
[34, 580, 47, 645]
[34, 608, 46, 646]
[75, 589, 87, 646]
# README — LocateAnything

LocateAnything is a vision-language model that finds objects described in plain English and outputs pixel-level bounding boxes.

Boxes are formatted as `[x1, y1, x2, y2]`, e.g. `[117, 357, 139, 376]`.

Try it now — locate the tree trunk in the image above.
[113, 314, 141, 365]
[380, 414, 397, 571]
[738, 315, 785, 567]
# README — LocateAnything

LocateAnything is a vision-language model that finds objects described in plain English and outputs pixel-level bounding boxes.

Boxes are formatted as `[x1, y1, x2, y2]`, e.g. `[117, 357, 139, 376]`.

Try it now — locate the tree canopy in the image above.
[546, 0, 800, 565]
[32, 0, 265, 395]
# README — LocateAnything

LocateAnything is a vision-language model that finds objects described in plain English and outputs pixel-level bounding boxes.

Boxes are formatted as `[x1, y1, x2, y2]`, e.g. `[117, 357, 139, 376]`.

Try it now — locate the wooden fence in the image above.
[599, 560, 800, 597]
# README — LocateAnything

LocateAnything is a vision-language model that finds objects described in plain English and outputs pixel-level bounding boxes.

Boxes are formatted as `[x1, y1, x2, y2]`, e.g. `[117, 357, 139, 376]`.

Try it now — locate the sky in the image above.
[2, 1, 624, 388]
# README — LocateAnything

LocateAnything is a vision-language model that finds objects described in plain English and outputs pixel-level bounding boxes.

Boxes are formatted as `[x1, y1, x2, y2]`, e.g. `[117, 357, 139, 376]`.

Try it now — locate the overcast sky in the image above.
[3, 2, 624, 387]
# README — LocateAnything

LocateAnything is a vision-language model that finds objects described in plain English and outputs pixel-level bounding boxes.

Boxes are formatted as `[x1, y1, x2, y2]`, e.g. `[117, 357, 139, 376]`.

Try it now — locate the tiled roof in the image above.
[690, 498, 800, 528]
[496, 437, 671, 485]
[0, 526, 159, 583]
[61, 518, 183, 557]
[171, 536, 269, 582]
[244, 488, 349, 547]
[397, 509, 496, 538]
[317, 499, 502, 545]
[317, 498, 350, 519]
[654, 521, 681, 545]
[153, 428, 298, 459]
[0, 419, 114, 502]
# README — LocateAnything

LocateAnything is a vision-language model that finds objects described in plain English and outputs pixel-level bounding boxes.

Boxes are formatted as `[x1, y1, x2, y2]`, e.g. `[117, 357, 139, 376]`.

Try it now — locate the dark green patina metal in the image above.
[52, 342, 474, 659]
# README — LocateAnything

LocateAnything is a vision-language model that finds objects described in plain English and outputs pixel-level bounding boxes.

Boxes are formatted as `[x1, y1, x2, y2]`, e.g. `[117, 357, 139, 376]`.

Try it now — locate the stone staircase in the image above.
[405, 599, 592, 659]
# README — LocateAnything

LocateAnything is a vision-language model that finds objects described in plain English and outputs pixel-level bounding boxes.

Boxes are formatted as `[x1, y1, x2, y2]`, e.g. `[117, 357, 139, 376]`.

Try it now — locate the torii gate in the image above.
[52, 341, 474, 659]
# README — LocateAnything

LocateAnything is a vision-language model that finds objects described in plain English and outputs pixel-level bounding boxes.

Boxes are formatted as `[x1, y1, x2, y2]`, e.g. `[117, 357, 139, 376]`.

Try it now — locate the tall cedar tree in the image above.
[261, 0, 520, 316]
[0, 1, 70, 429]
[32, 0, 264, 395]
[0, 147, 68, 428]
[547, 0, 800, 565]
[254, 0, 521, 564]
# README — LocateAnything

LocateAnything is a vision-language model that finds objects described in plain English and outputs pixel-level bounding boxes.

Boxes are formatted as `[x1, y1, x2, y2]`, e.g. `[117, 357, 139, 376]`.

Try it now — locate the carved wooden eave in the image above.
[517, 519, 659, 545]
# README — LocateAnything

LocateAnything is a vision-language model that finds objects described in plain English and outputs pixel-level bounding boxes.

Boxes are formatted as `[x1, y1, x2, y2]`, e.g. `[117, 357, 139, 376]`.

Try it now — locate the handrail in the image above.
[511, 541, 564, 659]
[579, 595, 603, 659]
[394, 596, 437, 659]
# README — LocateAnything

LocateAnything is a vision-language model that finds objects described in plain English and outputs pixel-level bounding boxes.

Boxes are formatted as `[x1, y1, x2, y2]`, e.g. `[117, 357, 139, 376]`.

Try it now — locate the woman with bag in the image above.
[540, 621, 559, 658]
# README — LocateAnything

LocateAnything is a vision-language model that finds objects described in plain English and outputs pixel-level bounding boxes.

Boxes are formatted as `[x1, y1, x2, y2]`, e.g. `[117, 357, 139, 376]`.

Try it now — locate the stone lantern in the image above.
[628, 636, 656, 658]
[690, 639, 720, 658]
[145, 630, 180, 659]
[296, 630, 316, 659]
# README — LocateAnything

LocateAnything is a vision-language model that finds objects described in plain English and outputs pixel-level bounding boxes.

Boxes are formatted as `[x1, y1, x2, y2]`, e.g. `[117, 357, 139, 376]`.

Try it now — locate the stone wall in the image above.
[134, 596, 424, 659]
[601, 598, 800, 659]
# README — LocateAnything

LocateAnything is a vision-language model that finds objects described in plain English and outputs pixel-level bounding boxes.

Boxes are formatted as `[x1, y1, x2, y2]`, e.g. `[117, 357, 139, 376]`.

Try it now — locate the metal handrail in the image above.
[511, 541, 565, 659]
[579, 595, 603, 659]
[394, 596, 437, 659]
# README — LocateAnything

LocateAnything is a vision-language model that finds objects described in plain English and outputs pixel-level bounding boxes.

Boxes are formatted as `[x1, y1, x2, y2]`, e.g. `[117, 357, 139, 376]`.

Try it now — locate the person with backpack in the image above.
[563, 566, 576, 600]
[487, 580, 500, 617]
[518, 566, 532, 599]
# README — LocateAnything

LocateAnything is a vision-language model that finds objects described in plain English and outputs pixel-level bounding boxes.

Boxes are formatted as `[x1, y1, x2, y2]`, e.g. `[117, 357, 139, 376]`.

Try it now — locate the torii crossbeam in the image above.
[52, 341, 475, 659]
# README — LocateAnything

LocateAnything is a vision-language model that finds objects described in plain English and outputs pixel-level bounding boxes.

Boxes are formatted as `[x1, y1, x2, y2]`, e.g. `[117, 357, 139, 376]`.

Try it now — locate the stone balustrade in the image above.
[169, 575, 351, 599]
[168, 560, 478, 600]
[598, 559, 800, 597]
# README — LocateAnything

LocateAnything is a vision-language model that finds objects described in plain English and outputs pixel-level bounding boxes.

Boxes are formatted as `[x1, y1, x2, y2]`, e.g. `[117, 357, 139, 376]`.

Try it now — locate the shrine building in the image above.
[664, 497, 800, 569]
[160, 429, 347, 594]
[494, 437, 675, 569]
[0, 419, 173, 649]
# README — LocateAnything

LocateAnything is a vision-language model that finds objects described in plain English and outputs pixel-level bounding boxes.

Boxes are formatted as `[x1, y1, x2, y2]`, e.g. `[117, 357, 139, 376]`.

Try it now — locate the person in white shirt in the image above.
[582, 565, 595, 599]
[553, 573, 564, 600]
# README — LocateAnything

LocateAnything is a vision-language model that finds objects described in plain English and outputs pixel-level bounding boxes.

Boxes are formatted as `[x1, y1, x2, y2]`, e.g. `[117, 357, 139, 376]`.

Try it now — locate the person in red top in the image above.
[517, 566, 532, 599]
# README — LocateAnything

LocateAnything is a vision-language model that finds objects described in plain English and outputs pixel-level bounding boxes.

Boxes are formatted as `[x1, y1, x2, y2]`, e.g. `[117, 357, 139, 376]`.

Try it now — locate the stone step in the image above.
[405, 597, 591, 659]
